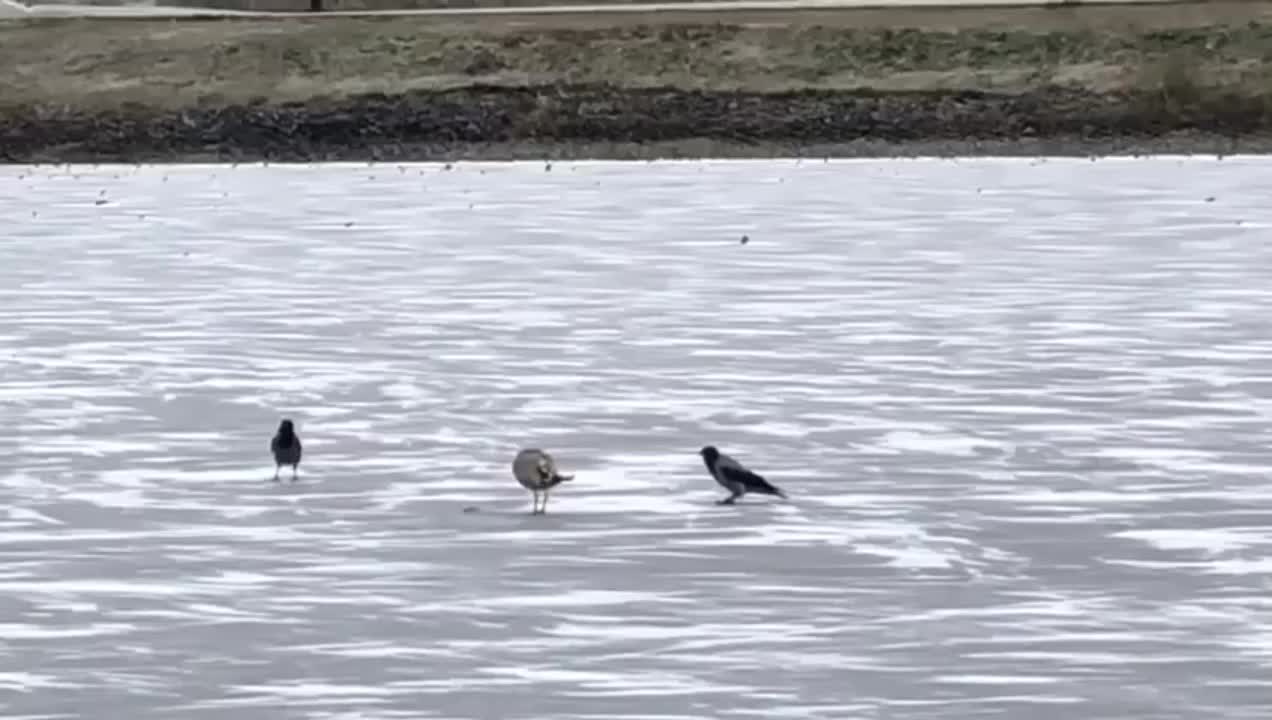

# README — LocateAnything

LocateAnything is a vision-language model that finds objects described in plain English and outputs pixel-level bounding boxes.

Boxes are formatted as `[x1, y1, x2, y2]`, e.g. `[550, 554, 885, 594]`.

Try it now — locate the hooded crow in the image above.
[271, 419, 303, 482]
[699, 445, 787, 504]
[512, 448, 573, 514]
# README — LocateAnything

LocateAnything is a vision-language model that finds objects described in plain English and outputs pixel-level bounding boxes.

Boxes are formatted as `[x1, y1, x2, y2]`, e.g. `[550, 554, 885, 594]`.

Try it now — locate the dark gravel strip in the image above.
[3, 84, 1271, 163]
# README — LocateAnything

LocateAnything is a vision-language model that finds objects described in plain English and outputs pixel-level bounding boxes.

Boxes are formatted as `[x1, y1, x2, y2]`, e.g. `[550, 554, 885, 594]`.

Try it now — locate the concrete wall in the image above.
[155, 0, 717, 9]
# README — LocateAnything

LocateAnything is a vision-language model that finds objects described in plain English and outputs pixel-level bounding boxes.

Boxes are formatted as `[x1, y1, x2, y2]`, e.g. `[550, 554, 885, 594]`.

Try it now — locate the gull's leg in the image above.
[716, 493, 739, 505]
[292, 464, 299, 482]
[273, 465, 280, 482]
[542, 489, 551, 514]
[532, 490, 541, 514]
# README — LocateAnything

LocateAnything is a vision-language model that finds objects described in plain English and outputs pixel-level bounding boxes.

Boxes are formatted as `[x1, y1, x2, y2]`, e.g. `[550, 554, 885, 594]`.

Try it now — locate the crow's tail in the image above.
[756, 479, 787, 499]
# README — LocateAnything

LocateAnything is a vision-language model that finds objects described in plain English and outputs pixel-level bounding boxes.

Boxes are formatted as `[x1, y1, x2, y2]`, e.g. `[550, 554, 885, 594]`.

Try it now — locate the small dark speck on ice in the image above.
[740, 235, 750, 245]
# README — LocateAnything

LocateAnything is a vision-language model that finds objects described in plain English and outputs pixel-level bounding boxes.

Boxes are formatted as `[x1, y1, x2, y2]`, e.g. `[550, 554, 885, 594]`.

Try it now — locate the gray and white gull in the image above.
[512, 448, 574, 514]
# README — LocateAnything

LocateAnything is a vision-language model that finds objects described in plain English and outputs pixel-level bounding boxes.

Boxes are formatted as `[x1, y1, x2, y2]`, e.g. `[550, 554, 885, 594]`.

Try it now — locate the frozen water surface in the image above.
[2, 157, 1272, 719]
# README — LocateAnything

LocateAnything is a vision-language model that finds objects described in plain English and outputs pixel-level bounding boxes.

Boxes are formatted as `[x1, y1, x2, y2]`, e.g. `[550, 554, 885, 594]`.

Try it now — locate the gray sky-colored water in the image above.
[1, 158, 1271, 720]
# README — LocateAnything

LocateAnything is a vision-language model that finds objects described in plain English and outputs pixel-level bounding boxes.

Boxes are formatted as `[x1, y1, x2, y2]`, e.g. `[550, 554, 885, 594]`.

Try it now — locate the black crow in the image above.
[271, 419, 303, 482]
[512, 448, 573, 514]
[699, 445, 787, 504]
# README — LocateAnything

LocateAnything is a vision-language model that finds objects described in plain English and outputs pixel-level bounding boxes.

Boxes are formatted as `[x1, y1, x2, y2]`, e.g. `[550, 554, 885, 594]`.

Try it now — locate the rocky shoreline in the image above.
[4, 84, 1272, 163]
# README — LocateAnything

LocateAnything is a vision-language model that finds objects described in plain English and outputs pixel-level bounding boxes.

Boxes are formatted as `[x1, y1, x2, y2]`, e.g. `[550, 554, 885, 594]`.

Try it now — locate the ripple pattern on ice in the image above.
[1, 158, 1272, 720]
